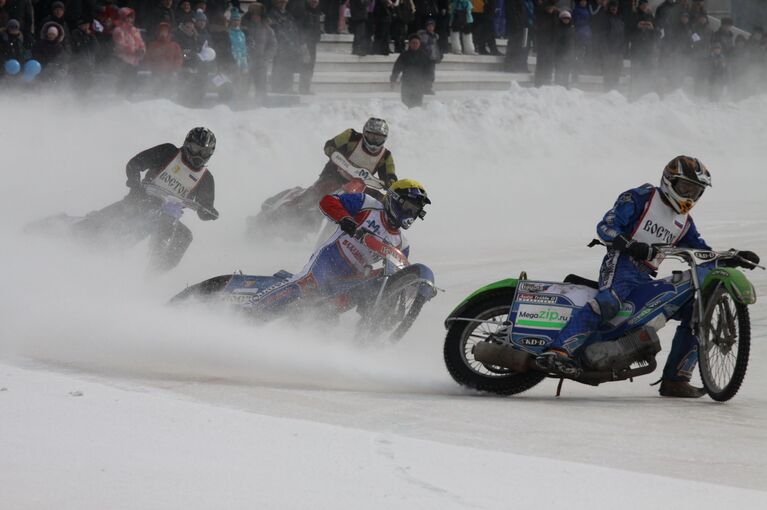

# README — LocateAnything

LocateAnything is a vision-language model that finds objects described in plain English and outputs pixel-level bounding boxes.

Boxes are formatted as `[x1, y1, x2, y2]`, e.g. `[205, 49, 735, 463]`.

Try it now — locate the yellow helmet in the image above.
[385, 179, 431, 229]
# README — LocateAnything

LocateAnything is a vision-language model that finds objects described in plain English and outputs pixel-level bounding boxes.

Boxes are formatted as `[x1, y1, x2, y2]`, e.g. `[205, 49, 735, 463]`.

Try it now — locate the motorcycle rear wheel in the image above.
[444, 292, 545, 395]
[698, 288, 751, 402]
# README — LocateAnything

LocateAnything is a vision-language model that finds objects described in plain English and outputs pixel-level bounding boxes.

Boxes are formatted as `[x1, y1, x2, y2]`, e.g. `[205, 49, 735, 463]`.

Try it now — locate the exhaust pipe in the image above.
[472, 342, 532, 373]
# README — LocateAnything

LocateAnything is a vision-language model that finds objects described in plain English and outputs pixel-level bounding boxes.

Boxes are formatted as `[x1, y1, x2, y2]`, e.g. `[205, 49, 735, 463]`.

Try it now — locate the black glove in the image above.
[338, 217, 358, 236]
[725, 249, 760, 269]
[612, 235, 657, 261]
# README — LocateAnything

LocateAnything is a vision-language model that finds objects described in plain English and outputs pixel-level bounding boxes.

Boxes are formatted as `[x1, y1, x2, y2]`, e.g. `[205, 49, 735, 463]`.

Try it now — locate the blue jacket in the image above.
[596, 184, 710, 251]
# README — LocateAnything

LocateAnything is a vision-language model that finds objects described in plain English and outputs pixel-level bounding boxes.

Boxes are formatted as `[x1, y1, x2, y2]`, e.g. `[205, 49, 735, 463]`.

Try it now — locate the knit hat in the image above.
[229, 9, 241, 21]
[52, 1, 65, 10]
[194, 10, 207, 22]
[6, 19, 21, 30]
[559, 10, 572, 20]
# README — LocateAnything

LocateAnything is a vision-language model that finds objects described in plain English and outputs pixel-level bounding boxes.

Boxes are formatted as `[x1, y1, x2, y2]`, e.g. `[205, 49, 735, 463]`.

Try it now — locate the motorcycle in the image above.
[25, 183, 218, 271]
[171, 228, 438, 342]
[246, 152, 386, 243]
[443, 247, 762, 401]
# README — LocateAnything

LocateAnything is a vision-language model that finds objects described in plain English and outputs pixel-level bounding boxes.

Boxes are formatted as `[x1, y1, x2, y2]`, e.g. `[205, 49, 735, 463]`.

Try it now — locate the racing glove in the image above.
[723, 249, 761, 269]
[161, 200, 185, 220]
[612, 235, 657, 261]
[338, 216, 358, 236]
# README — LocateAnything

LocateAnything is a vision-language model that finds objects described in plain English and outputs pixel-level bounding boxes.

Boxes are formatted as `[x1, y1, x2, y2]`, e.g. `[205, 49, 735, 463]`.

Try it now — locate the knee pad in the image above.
[589, 289, 621, 321]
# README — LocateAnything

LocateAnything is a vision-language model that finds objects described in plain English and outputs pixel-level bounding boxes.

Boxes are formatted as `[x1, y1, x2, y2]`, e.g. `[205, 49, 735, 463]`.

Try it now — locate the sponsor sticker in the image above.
[515, 304, 572, 330]
[518, 282, 552, 293]
[516, 293, 558, 305]
[520, 337, 548, 347]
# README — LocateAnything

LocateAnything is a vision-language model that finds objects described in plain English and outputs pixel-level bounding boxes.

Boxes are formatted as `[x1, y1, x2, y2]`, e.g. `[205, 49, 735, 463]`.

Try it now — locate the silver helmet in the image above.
[362, 117, 388, 153]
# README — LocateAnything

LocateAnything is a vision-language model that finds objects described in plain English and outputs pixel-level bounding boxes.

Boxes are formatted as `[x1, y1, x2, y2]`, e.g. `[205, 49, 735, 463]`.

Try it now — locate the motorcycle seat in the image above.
[564, 274, 599, 290]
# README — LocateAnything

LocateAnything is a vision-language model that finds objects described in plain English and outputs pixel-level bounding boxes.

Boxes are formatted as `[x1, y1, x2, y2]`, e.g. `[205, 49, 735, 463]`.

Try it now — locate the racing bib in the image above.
[149, 152, 207, 199]
[631, 189, 688, 269]
[338, 210, 402, 271]
[345, 140, 385, 173]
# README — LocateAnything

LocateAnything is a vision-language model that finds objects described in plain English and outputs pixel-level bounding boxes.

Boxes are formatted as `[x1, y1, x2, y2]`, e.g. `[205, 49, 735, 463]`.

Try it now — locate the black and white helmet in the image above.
[182, 127, 216, 169]
[362, 117, 388, 153]
[660, 155, 712, 213]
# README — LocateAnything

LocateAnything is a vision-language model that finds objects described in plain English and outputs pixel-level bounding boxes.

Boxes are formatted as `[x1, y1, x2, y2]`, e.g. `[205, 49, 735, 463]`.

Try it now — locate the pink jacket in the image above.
[113, 9, 145, 66]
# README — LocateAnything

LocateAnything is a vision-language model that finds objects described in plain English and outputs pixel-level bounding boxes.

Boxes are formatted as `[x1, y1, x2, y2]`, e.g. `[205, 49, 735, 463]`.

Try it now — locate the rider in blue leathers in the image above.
[546, 156, 759, 397]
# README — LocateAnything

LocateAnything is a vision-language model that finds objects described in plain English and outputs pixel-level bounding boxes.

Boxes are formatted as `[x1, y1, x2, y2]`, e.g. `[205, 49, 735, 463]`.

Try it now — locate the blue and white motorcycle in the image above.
[171, 228, 437, 341]
[443, 247, 762, 401]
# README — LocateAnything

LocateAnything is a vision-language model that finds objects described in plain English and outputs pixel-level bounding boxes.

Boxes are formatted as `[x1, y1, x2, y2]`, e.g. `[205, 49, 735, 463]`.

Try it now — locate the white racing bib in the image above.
[345, 140, 385, 174]
[631, 189, 689, 269]
[149, 152, 207, 199]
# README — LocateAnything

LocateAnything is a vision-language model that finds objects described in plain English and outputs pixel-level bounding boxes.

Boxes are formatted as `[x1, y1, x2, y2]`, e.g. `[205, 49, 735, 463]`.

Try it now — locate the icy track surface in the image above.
[1, 87, 766, 509]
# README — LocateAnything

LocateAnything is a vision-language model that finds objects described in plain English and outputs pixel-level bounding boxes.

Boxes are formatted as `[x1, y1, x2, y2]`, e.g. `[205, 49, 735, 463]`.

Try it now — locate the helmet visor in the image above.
[674, 179, 705, 200]
[183, 142, 214, 168]
[363, 131, 387, 149]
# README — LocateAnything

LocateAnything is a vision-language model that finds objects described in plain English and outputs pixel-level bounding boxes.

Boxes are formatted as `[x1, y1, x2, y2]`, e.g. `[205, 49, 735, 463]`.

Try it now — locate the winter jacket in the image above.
[227, 27, 248, 71]
[113, 10, 145, 66]
[417, 29, 441, 62]
[33, 21, 68, 66]
[603, 11, 625, 56]
[268, 7, 301, 59]
[298, 3, 323, 46]
[349, 0, 370, 22]
[245, 22, 276, 68]
[0, 30, 30, 62]
[450, 0, 473, 25]
[6, 0, 34, 40]
[390, 47, 432, 91]
[571, 3, 591, 40]
[69, 25, 99, 72]
[146, 23, 183, 74]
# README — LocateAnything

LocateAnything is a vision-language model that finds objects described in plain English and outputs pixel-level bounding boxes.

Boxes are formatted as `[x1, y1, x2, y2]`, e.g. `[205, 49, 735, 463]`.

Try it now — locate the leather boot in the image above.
[658, 380, 707, 398]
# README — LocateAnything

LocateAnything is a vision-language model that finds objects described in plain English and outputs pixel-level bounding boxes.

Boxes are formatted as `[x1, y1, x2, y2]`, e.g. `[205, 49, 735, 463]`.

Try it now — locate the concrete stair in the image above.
[310, 33, 626, 94]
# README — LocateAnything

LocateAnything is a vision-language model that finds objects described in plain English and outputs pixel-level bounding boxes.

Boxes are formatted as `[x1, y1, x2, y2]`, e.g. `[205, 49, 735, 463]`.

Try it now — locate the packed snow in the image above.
[1, 87, 766, 508]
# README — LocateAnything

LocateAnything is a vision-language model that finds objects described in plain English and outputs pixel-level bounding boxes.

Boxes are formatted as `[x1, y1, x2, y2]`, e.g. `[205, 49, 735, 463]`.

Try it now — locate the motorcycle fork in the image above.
[371, 275, 391, 309]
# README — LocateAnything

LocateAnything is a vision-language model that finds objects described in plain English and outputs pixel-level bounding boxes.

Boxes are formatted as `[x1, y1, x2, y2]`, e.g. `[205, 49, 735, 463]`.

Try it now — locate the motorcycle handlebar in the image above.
[142, 183, 219, 219]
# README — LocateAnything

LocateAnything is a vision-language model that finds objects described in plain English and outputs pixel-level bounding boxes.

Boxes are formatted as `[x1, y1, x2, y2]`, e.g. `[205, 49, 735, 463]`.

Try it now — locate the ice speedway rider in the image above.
[246, 179, 431, 311]
[542, 156, 760, 398]
[301, 117, 398, 206]
[75, 127, 219, 272]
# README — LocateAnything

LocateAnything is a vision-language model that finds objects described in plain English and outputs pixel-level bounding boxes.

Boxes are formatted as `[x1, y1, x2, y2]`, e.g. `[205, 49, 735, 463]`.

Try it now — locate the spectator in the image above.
[298, 0, 322, 93]
[372, 0, 393, 56]
[629, 0, 658, 97]
[393, 0, 415, 53]
[0, 0, 9, 27]
[7, 0, 35, 44]
[321, 0, 339, 34]
[706, 40, 726, 101]
[69, 18, 99, 90]
[177, 0, 194, 24]
[553, 9, 575, 87]
[601, 0, 624, 91]
[112, 7, 145, 96]
[193, 10, 213, 48]
[223, 7, 248, 94]
[503, 0, 529, 72]
[417, 17, 440, 92]
[654, 0, 681, 39]
[533, 0, 559, 87]
[711, 16, 734, 55]
[473, 0, 500, 55]
[242, 2, 275, 101]
[688, 0, 706, 21]
[571, 0, 591, 73]
[33, 21, 69, 82]
[690, 11, 712, 61]
[1, 18, 31, 66]
[435, 0, 450, 54]
[663, 10, 693, 89]
[349, 0, 369, 55]
[42, 2, 70, 44]
[449, 0, 474, 55]
[145, 21, 183, 92]
[147, 0, 176, 39]
[414, 0, 437, 33]
[268, 0, 300, 92]
[390, 32, 431, 107]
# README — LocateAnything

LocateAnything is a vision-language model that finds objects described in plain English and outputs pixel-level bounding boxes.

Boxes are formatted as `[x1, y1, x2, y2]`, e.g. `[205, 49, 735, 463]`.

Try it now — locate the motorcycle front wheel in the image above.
[443, 292, 545, 395]
[698, 287, 751, 402]
[357, 270, 433, 342]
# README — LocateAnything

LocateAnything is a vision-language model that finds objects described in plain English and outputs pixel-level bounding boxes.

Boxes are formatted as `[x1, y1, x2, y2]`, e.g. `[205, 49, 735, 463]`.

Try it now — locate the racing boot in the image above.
[658, 380, 706, 398]
[535, 348, 582, 378]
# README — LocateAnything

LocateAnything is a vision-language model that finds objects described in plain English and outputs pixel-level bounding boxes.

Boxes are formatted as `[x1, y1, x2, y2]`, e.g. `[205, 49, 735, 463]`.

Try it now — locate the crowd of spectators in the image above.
[1, 0, 765, 102]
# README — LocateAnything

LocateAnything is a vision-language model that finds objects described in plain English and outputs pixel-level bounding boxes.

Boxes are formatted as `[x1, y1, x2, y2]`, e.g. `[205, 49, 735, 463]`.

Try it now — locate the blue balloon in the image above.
[4, 59, 21, 76]
[23, 60, 42, 78]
